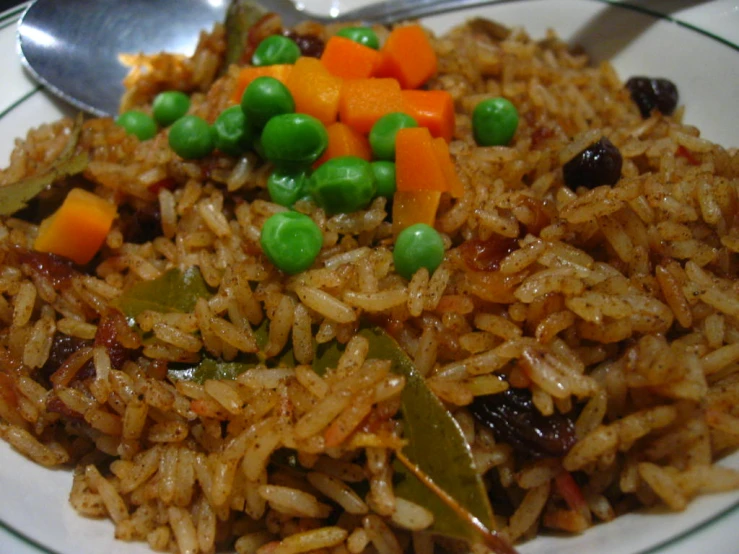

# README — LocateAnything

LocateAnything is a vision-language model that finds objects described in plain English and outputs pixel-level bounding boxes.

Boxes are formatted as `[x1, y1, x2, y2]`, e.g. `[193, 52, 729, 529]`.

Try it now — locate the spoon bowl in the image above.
[18, 0, 233, 117]
[18, 0, 511, 116]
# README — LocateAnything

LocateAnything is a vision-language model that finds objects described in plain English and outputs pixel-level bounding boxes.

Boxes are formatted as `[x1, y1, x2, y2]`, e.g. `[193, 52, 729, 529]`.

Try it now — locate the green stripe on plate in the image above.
[0, 517, 60, 554]
[0, 84, 42, 121]
[0, 2, 27, 26]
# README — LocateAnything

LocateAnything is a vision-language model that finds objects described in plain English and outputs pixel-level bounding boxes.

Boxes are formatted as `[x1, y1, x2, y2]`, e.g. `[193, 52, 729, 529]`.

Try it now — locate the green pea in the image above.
[472, 97, 519, 146]
[241, 76, 295, 129]
[368, 112, 417, 160]
[309, 156, 376, 215]
[261, 113, 328, 170]
[371, 161, 396, 198]
[115, 110, 157, 141]
[393, 223, 445, 280]
[168, 115, 215, 159]
[252, 35, 301, 66]
[267, 169, 308, 207]
[260, 211, 323, 274]
[213, 106, 254, 157]
[335, 26, 380, 50]
[152, 91, 190, 127]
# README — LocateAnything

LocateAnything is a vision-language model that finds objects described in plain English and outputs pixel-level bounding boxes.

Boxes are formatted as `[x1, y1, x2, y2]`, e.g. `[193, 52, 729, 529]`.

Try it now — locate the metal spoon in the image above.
[18, 0, 504, 117]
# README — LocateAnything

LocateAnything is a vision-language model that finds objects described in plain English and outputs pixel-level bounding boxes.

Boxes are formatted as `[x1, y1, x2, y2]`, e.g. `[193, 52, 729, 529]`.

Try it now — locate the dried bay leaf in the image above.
[223, 0, 267, 70]
[0, 113, 87, 216]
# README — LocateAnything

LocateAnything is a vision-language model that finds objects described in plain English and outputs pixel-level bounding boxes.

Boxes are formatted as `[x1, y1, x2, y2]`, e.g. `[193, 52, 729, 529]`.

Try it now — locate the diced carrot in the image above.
[392, 190, 441, 234]
[314, 122, 372, 167]
[34, 188, 117, 265]
[339, 78, 404, 134]
[432, 137, 464, 198]
[286, 57, 343, 125]
[376, 25, 437, 89]
[320, 35, 382, 80]
[402, 89, 455, 142]
[231, 64, 293, 103]
[395, 127, 447, 193]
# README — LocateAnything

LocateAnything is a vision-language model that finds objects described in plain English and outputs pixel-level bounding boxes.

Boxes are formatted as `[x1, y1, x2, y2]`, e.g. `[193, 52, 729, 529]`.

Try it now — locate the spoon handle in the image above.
[338, 0, 509, 24]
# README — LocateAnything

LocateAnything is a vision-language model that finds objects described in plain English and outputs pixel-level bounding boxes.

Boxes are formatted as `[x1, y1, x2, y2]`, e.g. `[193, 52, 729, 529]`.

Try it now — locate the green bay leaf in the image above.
[112, 266, 212, 322]
[223, 0, 268, 70]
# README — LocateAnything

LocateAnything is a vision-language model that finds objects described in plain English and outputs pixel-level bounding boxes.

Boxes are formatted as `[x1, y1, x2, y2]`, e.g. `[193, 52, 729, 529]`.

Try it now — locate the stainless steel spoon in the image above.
[17, 0, 505, 117]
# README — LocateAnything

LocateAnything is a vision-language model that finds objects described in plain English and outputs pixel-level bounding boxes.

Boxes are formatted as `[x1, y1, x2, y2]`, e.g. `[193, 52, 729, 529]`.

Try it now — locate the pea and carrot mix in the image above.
[1, 2, 739, 554]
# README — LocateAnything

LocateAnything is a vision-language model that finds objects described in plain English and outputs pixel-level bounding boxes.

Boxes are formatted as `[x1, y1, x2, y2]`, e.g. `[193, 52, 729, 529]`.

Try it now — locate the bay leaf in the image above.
[112, 266, 212, 322]
[357, 328, 497, 544]
[168, 355, 260, 383]
[222, 0, 267, 70]
[0, 113, 87, 217]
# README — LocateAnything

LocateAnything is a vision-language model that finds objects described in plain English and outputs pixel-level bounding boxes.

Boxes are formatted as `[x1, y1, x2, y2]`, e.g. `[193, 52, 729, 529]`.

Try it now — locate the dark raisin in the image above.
[458, 235, 519, 272]
[562, 137, 622, 190]
[37, 333, 93, 386]
[119, 204, 162, 244]
[625, 76, 679, 119]
[95, 310, 137, 370]
[469, 387, 577, 458]
[284, 31, 325, 58]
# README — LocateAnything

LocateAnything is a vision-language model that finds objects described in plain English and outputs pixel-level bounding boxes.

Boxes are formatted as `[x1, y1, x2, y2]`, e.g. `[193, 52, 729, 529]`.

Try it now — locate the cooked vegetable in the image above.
[377, 24, 437, 89]
[33, 188, 116, 265]
[472, 97, 519, 146]
[320, 35, 382, 79]
[115, 110, 157, 141]
[432, 137, 464, 198]
[368, 112, 418, 160]
[338, 78, 405, 134]
[625, 76, 679, 118]
[395, 127, 448, 193]
[260, 211, 323, 274]
[308, 156, 376, 214]
[167, 115, 215, 159]
[335, 26, 380, 50]
[152, 91, 190, 127]
[252, 35, 301, 66]
[393, 222, 445, 279]
[562, 137, 623, 190]
[392, 190, 441, 233]
[370, 160, 396, 198]
[241, 75, 295, 129]
[213, 105, 254, 156]
[285, 57, 343, 125]
[267, 169, 308, 207]
[260, 113, 328, 169]
[315, 122, 372, 167]
[402, 89, 455, 143]
[231, 64, 293, 103]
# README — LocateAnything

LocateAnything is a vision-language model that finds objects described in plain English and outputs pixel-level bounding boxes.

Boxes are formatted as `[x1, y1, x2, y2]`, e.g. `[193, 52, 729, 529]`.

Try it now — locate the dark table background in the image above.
[0, 0, 23, 13]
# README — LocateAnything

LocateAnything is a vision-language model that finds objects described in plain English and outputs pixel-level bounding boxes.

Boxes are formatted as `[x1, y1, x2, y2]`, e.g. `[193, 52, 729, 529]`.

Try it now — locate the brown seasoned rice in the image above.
[1, 10, 739, 554]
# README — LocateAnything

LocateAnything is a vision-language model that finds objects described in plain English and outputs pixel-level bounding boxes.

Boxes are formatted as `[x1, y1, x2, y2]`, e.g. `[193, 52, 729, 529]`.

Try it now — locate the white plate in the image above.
[1, 1, 739, 553]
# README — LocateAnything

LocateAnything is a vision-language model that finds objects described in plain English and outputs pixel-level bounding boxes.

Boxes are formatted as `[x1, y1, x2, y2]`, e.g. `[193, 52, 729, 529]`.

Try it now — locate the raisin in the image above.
[458, 235, 519, 272]
[562, 137, 622, 190]
[625, 76, 679, 119]
[284, 30, 325, 58]
[119, 204, 162, 244]
[37, 333, 92, 386]
[95, 310, 137, 370]
[469, 387, 577, 458]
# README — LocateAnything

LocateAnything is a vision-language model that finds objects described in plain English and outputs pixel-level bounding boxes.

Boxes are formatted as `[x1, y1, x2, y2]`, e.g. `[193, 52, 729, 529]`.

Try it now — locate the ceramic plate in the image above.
[1, 1, 738, 553]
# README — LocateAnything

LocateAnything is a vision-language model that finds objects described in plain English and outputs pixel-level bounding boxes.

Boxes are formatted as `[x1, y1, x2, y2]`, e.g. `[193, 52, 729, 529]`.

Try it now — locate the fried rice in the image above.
[1, 12, 739, 554]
